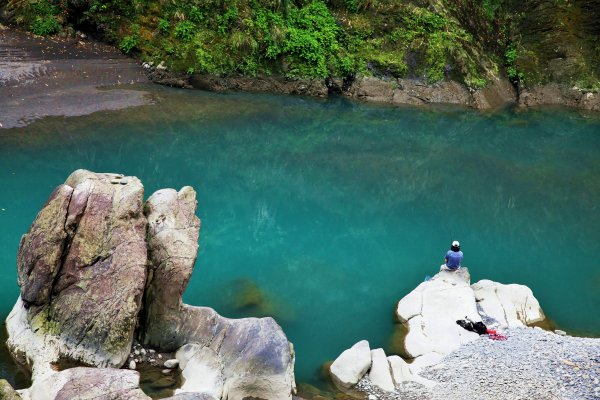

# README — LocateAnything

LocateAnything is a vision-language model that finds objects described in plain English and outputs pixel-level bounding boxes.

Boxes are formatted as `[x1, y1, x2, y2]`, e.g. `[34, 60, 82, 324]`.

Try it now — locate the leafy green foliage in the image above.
[19, 0, 63, 36]
[10, 0, 518, 87]
[158, 19, 170, 34]
[119, 34, 139, 53]
[30, 15, 61, 35]
[175, 20, 195, 41]
[505, 45, 524, 83]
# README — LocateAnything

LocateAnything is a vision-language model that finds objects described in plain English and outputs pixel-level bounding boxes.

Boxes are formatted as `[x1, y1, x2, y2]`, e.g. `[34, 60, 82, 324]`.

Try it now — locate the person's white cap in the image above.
[452, 240, 460, 247]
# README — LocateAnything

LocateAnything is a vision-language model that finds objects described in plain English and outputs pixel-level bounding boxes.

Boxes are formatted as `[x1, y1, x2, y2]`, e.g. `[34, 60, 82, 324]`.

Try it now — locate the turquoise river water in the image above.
[1, 86, 599, 390]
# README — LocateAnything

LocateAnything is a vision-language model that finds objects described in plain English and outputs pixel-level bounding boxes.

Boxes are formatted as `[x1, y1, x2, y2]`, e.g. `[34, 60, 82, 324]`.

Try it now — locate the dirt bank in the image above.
[0, 26, 151, 129]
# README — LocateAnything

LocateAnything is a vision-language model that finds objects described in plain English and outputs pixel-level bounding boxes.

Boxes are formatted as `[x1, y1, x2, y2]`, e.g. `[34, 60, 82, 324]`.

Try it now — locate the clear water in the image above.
[1, 86, 599, 388]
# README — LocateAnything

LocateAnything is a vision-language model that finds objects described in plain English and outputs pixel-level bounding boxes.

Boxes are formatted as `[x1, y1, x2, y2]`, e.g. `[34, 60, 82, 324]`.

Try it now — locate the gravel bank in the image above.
[358, 328, 600, 400]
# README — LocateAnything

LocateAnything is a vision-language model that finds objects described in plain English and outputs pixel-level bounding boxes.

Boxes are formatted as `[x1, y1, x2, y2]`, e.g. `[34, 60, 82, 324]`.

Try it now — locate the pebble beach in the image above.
[358, 328, 600, 400]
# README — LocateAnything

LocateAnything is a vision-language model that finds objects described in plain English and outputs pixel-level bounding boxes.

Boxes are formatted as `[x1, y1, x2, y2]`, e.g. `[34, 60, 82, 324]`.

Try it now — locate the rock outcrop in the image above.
[8, 170, 147, 377]
[6, 170, 296, 400]
[395, 268, 481, 370]
[472, 279, 545, 329]
[141, 188, 296, 400]
[27, 368, 150, 400]
[329, 269, 548, 396]
[345, 75, 517, 110]
[329, 340, 372, 390]
[395, 269, 547, 370]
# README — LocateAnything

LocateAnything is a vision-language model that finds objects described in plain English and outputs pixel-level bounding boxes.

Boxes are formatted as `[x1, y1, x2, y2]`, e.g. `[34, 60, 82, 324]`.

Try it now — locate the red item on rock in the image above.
[488, 332, 508, 341]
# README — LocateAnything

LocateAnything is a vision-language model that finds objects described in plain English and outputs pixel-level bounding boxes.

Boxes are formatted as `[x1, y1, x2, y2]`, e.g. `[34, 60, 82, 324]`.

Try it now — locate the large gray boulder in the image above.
[8, 170, 147, 377]
[472, 279, 546, 329]
[141, 187, 200, 349]
[395, 268, 481, 370]
[329, 340, 372, 390]
[24, 367, 150, 400]
[368, 349, 395, 392]
[6, 171, 297, 400]
[141, 187, 296, 400]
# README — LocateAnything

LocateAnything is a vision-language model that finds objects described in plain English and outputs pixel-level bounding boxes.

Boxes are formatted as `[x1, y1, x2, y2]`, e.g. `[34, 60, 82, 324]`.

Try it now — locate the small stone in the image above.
[164, 359, 179, 369]
[368, 395, 378, 400]
[162, 369, 172, 375]
[141, 349, 147, 356]
[129, 360, 136, 370]
[149, 349, 156, 354]
[149, 358, 156, 363]
[134, 350, 140, 356]
[158, 354, 163, 359]
[555, 330, 567, 336]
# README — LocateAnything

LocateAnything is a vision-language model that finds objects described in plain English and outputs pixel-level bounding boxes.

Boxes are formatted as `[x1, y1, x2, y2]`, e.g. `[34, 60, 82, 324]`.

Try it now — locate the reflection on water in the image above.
[0, 86, 599, 387]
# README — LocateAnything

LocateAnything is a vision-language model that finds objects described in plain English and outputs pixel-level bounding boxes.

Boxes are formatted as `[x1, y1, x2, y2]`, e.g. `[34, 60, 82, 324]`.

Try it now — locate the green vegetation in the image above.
[3, 0, 599, 90]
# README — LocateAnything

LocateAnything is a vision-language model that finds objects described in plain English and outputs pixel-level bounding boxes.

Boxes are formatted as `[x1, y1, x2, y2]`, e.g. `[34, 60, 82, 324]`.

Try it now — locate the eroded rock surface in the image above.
[472, 279, 545, 329]
[141, 187, 296, 400]
[6, 170, 297, 400]
[25, 368, 150, 400]
[8, 170, 147, 376]
[395, 269, 481, 370]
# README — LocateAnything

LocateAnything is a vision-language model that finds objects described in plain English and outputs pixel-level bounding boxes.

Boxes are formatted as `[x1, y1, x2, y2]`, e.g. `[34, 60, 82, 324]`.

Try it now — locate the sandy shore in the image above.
[0, 26, 151, 129]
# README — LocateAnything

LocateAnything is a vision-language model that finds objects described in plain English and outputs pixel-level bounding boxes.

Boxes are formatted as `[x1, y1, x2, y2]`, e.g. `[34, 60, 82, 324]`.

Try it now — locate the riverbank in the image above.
[0, 25, 150, 129]
[358, 328, 600, 400]
[2, 24, 599, 131]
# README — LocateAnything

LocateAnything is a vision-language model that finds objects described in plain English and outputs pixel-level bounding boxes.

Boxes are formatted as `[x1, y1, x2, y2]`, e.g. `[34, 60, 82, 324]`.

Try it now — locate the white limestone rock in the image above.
[395, 269, 481, 367]
[330, 340, 372, 390]
[387, 355, 412, 384]
[471, 279, 546, 328]
[368, 349, 395, 392]
[175, 344, 224, 399]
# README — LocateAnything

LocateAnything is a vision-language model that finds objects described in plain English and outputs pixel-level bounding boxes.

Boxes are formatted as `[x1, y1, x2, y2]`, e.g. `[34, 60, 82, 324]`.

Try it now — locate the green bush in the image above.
[30, 16, 61, 35]
[175, 20, 195, 41]
[119, 34, 139, 54]
[158, 19, 170, 34]
[505, 45, 524, 82]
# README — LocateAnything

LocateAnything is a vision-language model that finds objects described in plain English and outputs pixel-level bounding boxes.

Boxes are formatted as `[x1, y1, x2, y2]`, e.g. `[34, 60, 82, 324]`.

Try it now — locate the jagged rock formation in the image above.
[141, 188, 296, 400]
[6, 170, 296, 400]
[9, 170, 147, 377]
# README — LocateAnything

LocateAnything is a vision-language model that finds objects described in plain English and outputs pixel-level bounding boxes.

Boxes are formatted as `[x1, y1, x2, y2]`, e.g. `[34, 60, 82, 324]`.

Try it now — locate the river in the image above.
[1, 85, 599, 390]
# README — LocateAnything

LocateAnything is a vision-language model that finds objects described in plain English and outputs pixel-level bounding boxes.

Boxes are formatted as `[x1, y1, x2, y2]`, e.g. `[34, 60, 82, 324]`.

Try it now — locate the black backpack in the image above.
[456, 318, 488, 335]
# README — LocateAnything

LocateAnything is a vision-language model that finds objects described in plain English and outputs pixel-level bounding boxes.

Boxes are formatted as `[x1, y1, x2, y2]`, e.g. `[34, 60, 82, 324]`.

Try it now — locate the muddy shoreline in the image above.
[0, 26, 150, 129]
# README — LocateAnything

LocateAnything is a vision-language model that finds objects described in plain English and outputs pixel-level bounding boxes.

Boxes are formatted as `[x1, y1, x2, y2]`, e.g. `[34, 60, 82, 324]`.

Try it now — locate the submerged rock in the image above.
[0, 379, 21, 400]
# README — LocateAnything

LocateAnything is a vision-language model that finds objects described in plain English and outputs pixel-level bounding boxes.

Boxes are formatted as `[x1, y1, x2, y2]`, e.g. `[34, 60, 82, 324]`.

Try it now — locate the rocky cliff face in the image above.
[6, 170, 296, 400]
